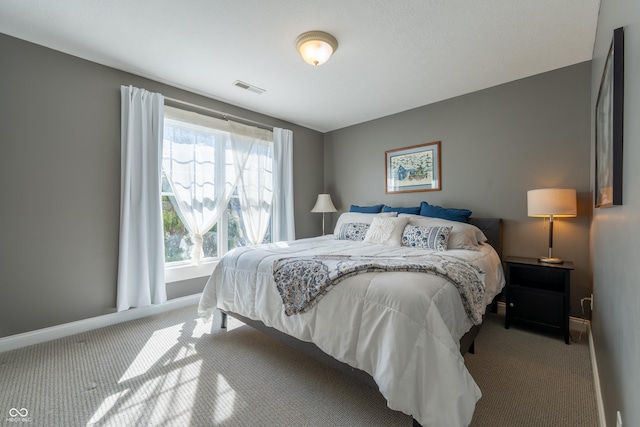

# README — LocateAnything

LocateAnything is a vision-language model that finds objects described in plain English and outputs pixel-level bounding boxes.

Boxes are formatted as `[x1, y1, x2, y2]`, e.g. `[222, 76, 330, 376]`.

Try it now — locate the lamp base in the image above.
[538, 256, 564, 264]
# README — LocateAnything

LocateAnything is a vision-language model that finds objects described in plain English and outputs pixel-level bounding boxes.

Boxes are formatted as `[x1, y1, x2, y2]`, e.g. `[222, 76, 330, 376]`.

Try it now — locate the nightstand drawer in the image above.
[508, 286, 564, 330]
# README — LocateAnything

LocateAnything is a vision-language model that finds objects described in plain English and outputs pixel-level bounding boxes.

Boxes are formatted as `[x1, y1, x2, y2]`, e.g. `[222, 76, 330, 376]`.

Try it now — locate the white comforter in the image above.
[198, 236, 505, 427]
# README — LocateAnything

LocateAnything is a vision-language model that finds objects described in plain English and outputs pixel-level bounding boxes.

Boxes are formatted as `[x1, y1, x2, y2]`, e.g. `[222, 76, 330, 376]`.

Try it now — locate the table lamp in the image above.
[311, 194, 337, 235]
[527, 188, 577, 264]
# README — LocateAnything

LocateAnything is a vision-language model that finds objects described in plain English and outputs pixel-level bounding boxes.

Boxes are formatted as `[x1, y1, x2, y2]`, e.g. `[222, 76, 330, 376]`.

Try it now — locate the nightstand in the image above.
[504, 256, 574, 344]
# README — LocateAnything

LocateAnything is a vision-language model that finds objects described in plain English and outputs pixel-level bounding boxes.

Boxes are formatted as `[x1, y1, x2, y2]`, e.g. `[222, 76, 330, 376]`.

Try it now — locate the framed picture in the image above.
[595, 27, 624, 207]
[385, 141, 441, 194]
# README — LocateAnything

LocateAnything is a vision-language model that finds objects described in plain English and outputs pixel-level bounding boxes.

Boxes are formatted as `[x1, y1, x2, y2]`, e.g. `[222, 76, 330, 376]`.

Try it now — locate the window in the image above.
[162, 106, 274, 278]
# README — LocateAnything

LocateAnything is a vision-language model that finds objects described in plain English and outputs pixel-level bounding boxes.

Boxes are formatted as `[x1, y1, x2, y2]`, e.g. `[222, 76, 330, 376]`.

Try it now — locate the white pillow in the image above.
[332, 212, 397, 236]
[398, 214, 487, 249]
[363, 216, 410, 246]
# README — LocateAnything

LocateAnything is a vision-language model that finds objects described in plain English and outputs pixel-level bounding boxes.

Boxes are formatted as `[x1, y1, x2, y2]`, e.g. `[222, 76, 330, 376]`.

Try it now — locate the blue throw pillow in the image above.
[382, 205, 421, 215]
[350, 204, 384, 213]
[419, 201, 472, 223]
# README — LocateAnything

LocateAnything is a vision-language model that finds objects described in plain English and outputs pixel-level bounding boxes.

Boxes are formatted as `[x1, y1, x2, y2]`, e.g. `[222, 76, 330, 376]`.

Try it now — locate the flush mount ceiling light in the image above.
[295, 31, 338, 66]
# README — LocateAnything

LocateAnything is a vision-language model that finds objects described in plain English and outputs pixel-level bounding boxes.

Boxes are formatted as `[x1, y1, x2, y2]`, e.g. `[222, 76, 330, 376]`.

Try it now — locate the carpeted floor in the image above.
[0, 305, 598, 427]
[465, 314, 598, 427]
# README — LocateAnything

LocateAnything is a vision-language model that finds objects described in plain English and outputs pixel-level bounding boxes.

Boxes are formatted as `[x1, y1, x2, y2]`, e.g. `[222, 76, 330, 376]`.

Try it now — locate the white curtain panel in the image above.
[229, 121, 274, 246]
[161, 136, 218, 262]
[117, 86, 166, 312]
[272, 128, 295, 241]
[164, 108, 239, 263]
[163, 107, 255, 262]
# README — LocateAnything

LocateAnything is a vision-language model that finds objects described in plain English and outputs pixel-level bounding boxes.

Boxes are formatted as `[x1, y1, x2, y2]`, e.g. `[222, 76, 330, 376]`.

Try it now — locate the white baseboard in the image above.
[588, 325, 606, 427]
[570, 316, 589, 333]
[0, 294, 201, 354]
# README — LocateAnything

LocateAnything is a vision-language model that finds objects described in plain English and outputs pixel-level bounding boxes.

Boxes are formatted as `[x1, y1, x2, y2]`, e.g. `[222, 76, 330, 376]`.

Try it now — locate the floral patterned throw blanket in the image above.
[273, 254, 486, 324]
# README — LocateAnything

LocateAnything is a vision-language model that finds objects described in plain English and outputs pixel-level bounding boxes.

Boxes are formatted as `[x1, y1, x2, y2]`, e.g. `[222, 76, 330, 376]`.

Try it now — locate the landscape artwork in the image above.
[385, 141, 441, 194]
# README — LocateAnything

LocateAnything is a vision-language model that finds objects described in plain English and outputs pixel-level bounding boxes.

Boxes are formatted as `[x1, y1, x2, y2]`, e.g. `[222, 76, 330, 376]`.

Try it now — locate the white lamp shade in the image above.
[527, 188, 577, 218]
[311, 194, 337, 213]
[295, 31, 338, 66]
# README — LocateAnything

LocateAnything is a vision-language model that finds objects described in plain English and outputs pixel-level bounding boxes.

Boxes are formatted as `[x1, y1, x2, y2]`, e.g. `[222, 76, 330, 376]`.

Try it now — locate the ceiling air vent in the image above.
[233, 80, 265, 95]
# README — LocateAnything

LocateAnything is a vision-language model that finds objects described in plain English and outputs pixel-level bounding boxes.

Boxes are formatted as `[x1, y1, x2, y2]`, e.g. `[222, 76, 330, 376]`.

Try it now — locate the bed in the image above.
[198, 213, 505, 427]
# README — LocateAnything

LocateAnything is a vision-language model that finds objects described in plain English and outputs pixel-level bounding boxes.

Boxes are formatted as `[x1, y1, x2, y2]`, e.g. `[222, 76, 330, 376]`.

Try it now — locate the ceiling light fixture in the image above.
[295, 31, 338, 66]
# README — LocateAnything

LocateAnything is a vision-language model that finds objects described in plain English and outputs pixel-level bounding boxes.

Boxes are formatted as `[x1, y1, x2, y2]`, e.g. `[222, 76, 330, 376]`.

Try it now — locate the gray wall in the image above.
[590, 1, 640, 426]
[0, 34, 324, 338]
[324, 62, 592, 318]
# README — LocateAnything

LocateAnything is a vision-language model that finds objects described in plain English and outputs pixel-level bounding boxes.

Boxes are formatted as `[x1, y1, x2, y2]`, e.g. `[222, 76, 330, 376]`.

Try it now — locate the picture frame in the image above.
[385, 141, 441, 194]
[595, 27, 624, 208]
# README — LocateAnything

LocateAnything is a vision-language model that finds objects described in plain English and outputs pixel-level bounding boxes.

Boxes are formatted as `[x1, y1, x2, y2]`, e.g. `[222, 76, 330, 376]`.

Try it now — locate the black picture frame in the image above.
[595, 27, 624, 207]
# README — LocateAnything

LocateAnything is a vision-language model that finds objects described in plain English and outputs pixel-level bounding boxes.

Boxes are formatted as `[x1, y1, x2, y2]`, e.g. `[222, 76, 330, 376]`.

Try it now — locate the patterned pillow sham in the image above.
[335, 222, 370, 241]
[399, 214, 486, 249]
[401, 225, 452, 251]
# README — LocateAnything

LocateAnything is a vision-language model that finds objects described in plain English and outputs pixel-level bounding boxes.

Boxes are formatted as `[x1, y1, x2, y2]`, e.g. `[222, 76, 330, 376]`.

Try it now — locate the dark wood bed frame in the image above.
[218, 218, 503, 427]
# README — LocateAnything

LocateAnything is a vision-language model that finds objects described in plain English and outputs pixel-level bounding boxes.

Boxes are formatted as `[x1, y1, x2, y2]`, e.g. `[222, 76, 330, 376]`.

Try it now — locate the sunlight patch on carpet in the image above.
[86, 389, 130, 426]
[118, 318, 209, 383]
[213, 373, 237, 423]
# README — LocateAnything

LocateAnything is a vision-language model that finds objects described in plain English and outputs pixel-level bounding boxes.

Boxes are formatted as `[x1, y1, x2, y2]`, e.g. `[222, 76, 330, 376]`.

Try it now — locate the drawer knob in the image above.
[509, 303, 514, 307]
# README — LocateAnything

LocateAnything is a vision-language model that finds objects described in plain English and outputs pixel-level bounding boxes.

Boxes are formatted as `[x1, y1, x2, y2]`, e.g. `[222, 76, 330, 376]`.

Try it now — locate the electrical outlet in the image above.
[591, 293, 594, 310]
[616, 410, 622, 427]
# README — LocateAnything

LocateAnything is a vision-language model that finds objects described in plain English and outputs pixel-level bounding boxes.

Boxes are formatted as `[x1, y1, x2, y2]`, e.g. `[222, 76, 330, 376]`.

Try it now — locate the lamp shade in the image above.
[527, 188, 577, 218]
[295, 31, 338, 66]
[311, 194, 337, 213]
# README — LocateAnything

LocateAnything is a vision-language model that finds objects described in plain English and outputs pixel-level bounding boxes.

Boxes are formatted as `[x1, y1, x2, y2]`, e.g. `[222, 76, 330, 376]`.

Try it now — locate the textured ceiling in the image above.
[0, 0, 600, 132]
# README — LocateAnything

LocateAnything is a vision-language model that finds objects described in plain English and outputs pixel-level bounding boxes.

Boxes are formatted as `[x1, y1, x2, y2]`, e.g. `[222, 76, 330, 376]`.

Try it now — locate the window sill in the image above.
[165, 259, 219, 283]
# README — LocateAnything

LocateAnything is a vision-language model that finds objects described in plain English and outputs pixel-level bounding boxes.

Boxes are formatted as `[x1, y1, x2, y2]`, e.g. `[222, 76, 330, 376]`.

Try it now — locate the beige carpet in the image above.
[465, 314, 598, 427]
[0, 305, 598, 426]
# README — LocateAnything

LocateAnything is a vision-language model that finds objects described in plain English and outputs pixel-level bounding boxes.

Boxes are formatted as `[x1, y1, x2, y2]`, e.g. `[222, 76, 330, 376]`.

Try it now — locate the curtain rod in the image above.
[163, 96, 274, 131]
